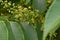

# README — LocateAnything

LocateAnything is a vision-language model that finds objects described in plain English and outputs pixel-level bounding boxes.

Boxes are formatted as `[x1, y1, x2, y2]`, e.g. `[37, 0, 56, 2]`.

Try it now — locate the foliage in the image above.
[43, 0, 60, 40]
[0, 0, 60, 40]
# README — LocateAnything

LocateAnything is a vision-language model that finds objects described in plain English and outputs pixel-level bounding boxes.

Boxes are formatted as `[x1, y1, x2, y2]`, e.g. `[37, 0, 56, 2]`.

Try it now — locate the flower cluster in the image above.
[0, 0, 44, 29]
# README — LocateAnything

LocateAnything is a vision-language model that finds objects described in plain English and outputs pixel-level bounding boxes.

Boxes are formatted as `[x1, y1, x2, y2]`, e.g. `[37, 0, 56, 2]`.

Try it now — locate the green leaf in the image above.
[43, 0, 60, 40]
[0, 21, 8, 40]
[32, 0, 47, 13]
[21, 22, 38, 40]
[4, 20, 25, 40]
[5, 21, 15, 40]
[10, 22, 25, 40]
[0, 16, 8, 21]
[36, 22, 43, 40]
[25, 0, 30, 5]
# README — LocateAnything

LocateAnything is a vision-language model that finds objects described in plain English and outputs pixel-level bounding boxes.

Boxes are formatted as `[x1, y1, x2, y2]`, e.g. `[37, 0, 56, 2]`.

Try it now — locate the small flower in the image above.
[11, 11, 14, 13]
[48, 0, 52, 4]
[12, 3, 15, 6]
[15, 15, 19, 18]
[5, 0, 7, 2]
[19, 14, 22, 16]
[28, 6, 31, 9]
[31, 18, 35, 23]
[18, 6, 22, 9]
[8, 2, 11, 5]
[23, 8, 28, 11]
[1, 1, 3, 3]
[8, 10, 11, 13]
